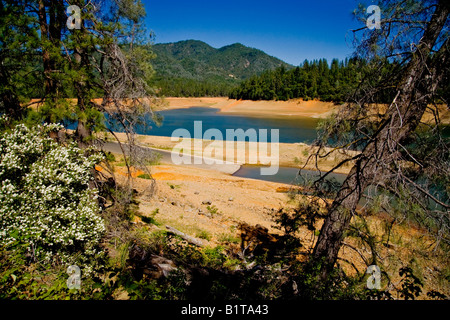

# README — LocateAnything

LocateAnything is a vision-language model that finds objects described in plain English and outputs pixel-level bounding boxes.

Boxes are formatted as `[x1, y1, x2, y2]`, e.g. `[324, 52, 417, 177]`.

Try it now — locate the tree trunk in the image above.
[38, 0, 54, 96]
[312, 1, 449, 280]
[48, 0, 64, 98]
[74, 43, 89, 147]
[165, 225, 206, 247]
[71, 3, 92, 148]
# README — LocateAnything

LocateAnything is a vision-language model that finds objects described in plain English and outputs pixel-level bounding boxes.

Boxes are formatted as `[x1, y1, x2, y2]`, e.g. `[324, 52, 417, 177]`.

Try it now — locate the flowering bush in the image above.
[0, 123, 105, 266]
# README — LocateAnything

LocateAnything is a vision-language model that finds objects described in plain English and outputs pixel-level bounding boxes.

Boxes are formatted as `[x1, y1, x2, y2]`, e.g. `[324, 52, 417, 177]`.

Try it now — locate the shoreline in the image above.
[27, 96, 449, 124]
[103, 141, 242, 175]
[106, 132, 355, 175]
[96, 99, 449, 297]
[157, 97, 341, 119]
[157, 97, 450, 124]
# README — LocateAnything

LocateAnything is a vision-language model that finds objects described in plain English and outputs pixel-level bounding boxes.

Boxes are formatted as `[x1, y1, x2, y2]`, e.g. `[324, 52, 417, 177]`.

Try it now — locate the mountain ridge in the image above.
[152, 39, 293, 82]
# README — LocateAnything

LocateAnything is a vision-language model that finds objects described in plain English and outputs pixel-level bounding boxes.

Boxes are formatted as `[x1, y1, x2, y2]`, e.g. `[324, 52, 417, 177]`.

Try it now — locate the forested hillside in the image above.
[229, 58, 385, 102]
[229, 57, 450, 103]
[151, 40, 293, 97]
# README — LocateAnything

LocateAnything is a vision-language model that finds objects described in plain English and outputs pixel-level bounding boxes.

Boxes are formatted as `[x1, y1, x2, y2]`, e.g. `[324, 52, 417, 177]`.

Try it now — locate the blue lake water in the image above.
[105, 107, 321, 144]
[92, 106, 448, 206]
[67, 106, 450, 145]
[233, 165, 347, 186]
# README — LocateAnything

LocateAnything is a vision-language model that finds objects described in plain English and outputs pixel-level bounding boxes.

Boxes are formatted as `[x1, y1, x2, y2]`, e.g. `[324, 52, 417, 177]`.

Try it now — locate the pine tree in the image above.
[309, 0, 449, 283]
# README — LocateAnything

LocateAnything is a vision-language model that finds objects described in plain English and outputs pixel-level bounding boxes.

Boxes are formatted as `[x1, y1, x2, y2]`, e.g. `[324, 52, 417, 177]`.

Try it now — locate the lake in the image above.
[233, 165, 347, 186]
[67, 106, 450, 146]
[105, 107, 320, 144]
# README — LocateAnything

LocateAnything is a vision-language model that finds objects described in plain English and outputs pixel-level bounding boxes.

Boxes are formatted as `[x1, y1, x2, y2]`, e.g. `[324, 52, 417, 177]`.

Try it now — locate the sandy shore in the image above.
[158, 97, 341, 119]
[105, 150, 448, 297]
[157, 97, 450, 123]
[27, 96, 448, 124]
[96, 97, 448, 296]
[27, 97, 340, 118]
[106, 132, 356, 175]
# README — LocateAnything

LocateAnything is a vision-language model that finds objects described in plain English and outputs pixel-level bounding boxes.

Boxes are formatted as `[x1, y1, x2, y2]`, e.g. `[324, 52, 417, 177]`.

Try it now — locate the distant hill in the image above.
[151, 40, 293, 97]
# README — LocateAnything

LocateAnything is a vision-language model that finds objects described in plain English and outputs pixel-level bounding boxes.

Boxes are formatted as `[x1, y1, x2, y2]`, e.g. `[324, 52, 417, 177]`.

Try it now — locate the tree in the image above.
[0, 1, 41, 121]
[0, 0, 158, 144]
[0, 0, 159, 224]
[229, 57, 366, 102]
[306, 0, 449, 282]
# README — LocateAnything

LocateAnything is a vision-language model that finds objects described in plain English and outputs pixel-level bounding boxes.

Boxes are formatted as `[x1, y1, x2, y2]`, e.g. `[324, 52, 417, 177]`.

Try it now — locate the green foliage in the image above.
[155, 77, 234, 97]
[151, 40, 292, 97]
[427, 290, 447, 300]
[0, 0, 157, 146]
[0, 0, 41, 119]
[169, 240, 230, 271]
[103, 151, 116, 162]
[119, 267, 186, 300]
[0, 123, 105, 266]
[230, 58, 364, 102]
[140, 208, 161, 226]
[206, 205, 219, 217]
[196, 230, 211, 241]
[0, 246, 76, 300]
[217, 233, 240, 245]
[201, 246, 228, 267]
[167, 183, 180, 190]
[0, 245, 120, 300]
[137, 173, 151, 180]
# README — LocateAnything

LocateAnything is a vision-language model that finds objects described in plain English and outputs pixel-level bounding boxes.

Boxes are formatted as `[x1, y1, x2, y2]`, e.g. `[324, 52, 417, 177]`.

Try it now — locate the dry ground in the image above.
[96, 98, 448, 299]
[50, 96, 449, 298]
[103, 153, 449, 299]
[106, 132, 357, 174]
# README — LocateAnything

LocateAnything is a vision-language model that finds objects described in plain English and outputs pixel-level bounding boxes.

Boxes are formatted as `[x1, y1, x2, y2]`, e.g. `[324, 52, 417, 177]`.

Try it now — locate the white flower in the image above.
[0, 124, 105, 265]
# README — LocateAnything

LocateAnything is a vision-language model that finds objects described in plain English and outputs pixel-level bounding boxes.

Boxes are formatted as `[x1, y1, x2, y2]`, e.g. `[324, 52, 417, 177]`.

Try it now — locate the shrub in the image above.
[0, 123, 105, 269]
[206, 205, 219, 217]
[196, 230, 211, 241]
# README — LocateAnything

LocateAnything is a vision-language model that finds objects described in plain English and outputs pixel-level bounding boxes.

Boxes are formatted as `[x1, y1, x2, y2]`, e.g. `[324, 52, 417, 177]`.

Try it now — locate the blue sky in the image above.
[143, 0, 367, 66]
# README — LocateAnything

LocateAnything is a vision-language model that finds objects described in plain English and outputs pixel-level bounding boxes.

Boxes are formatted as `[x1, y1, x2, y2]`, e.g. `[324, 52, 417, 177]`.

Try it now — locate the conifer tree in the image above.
[308, 0, 449, 283]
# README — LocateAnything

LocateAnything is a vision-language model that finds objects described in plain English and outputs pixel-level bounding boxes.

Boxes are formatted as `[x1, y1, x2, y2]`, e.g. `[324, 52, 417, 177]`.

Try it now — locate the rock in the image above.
[197, 209, 212, 218]
[202, 200, 212, 205]
[228, 197, 234, 202]
[276, 187, 290, 193]
[292, 280, 299, 295]
[194, 191, 200, 195]
[158, 263, 177, 277]
[146, 255, 177, 279]
[127, 246, 177, 280]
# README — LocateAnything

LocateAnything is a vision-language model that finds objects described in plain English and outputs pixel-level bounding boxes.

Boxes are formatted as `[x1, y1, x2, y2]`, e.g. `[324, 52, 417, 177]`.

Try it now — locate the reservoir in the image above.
[106, 107, 320, 144]
[69, 106, 450, 146]
[233, 165, 347, 186]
